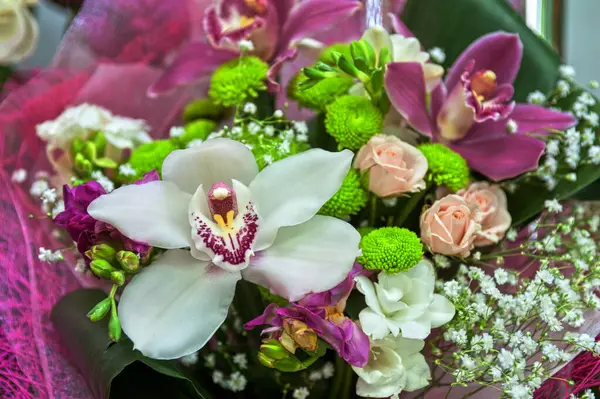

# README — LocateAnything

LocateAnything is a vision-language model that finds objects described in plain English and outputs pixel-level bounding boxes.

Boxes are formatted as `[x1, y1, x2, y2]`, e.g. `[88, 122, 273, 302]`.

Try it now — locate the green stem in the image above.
[394, 188, 427, 226]
[340, 362, 354, 399]
[329, 356, 346, 399]
[369, 194, 378, 226]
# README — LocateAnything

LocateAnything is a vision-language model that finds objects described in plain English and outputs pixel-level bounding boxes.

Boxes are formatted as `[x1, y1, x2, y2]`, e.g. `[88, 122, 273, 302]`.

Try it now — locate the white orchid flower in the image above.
[88, 138, 360, 359]
[355, 259, 455, 340]
[353, 335, 430, 398]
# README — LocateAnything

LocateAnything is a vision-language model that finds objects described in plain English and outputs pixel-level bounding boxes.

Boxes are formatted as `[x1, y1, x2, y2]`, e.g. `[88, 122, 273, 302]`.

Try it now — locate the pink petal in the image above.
[385, 62, 433, 136]
[430, 81, 447, 124]
[277, 0, 362, 52]
[267, 47, 298, 92]
[445, 32, 523, 91]
[387, 12, 414, 37]
[148, 42, 238, 96]
[450, 135, 546, 181]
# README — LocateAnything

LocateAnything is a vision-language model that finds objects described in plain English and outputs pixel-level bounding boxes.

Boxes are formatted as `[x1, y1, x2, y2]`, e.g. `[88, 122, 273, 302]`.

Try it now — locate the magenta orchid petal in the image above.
[244, 303, 283, 330]
[430, 81, 447, 127]
[450, 134, 546, 181]
[148, 42, 237, 96]
[385, 62, 434, 136]
[277, 0, 362, 53]
[445, 32, 523, 91]
[387, 12, 413, 37]
[267, 47, 298, 92]
[299, 262, 368, 308]
[463, 69, 516, 123]
[504, 103, 577, 135]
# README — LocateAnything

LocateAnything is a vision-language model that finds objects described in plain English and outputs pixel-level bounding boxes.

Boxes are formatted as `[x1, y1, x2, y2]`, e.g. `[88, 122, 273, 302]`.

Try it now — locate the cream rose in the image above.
[354, 134, 428, 197]
[0, 0, 39, 64]
[420, 194, 481, 257]
[458, 182, 512, 246]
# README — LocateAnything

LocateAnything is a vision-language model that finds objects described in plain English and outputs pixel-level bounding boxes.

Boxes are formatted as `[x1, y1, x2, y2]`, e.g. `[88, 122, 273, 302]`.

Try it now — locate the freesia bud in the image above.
[108, 311, 122, 342]
[74, 153, 92, 176]
[86, 297, 111, 322]
[335, 53, 370, 82]
[116, 250, 140, 273]
[81, 142, 97, 161]
[90, 259, 117, 279]
[110, 271, 126, 286]
[350, 40, 376, 72]
[86, 244, 116, 262]
[260, 339, 291, 361]
[303, 66, 338, 80]
[379, 46, 392, 66]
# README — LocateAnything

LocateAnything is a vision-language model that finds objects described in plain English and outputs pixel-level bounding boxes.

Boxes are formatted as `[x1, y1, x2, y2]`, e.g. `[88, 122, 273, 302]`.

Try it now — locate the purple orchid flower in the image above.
[384, 32, 577, 181]
[149, 0, 362, 96]
[245, 262, 371, 367]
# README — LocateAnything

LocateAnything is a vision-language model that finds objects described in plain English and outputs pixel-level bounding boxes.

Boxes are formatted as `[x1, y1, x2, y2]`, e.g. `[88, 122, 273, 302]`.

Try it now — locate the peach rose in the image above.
[354, 134, 428, 197]
[420, 195, 481, 257]
[458, 182, 512, 246]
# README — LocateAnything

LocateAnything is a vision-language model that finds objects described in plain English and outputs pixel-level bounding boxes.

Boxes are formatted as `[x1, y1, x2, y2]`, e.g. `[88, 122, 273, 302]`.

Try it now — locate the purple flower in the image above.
[385, 32, 577, 181]
[245, 262, 371, 367]
[54, 172, 158, 259]
[149, 0, 362, 95]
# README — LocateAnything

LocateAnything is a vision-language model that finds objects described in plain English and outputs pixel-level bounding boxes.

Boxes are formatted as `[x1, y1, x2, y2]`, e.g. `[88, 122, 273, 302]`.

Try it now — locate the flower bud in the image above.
[334, 53, 370, 82]
[86, 297, 111, 322]
[379, 46, 392, 66]
[260, 339, 291, 361]
[108, 311, 122, 342]
[282, 319, 318, 352]
[90, 259, 117, 279]
[116, 250, 140, 273]
[302, 66, 337, 80]
[81, 141, 97, 161]
[86, 244, 117, 262]
[110, 271, 126, 286]
[74, 153, 93, 176]
[350, 40, 376, 72]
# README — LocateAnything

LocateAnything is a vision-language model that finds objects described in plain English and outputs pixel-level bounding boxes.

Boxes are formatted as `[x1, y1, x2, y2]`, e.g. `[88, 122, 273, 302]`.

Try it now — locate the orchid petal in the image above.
[267, 47, 298, 92]
[277, 0, 362, 51]
[118, 249, 240, 359]
[243, 215, 359, 302]
[429, 294, 456, 328]
[162, 138, 259, 194]
[445, 32, 523, 90]
[148, 42, 237, 97]
[450, 134, 546, 181]
[502, 103, 576, 135]
[387, 12, 414, 37]
[250, 148, 353, 250]
[87, 181, 191, 249]
[385, 62, 433, 136]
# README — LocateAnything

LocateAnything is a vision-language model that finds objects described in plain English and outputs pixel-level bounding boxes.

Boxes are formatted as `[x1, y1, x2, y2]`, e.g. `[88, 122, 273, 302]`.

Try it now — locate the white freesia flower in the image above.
[88, 138, 360, 359]
[356, 259, 455, 340]
[36, 103, 151, 150]
[353, 335, 430, 398]
[0, 0, 39, 64]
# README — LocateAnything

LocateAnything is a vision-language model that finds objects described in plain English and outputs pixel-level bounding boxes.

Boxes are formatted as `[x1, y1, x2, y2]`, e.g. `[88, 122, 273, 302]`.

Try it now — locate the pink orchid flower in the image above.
[384, 32, 577, 181]
[149, 0, 363, 96]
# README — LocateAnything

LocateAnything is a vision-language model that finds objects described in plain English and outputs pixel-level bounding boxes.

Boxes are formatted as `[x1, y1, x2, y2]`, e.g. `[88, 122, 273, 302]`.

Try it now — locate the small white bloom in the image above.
[264, 125, 276, 137]
[527, 91, 546, 105]
[382, 197, 398, 207]
[296, 133, 309, 143]
[584, 112, 600, 127]
[433, 254, 451, 269]
[243, 102, 257, 114]
[212, 371, 224, 384]
[41, 188, 57, 204]
[227, 371, 247, 392]
[494, 269, 509, 285]
[472, 251, 481, 261]
[238, 39, 255, 52]
[428, 47, 446, 64]
[546, 140, 560, 156]
[590, 81, 600, 89]
[273, 109, 284, 118]
[74, 259, 87, 273]
[582, 128, 595, 147]
[565, 173, 577, 182]
[91, 171, 115, 193]
[506, 228, 518, 242]
[180, 352, 199, 366]
[506, 119, 518, 134]
[461, 355, 476, 370]
[498, 349, 515, 370]
[232, 353, 247, 369]
[169, 126, 185, 137]
[292, 387, 310, 399]
[118, 163, 137, 177]
[204, 353, 216, 368]
[308, 371, 323, 381]
[556, 80, 570, 98]
[508, 384, 531, 399]
[589, 146, 600, 164]
[52, 200, 65, 218]
[559, 65, 576, 79]
[11, 169, 27, 183]
[263, 154, 274, 165]
[293, 121, 308, 134]
[278, 140, 291, 154]
[321, 362, 335, 378]
[30, 180, 49, 197]
[544, 199, 562, 213]
[38, 247, 54, 262]
[579, 92, 596, 106]
[247, 122, 261, 135]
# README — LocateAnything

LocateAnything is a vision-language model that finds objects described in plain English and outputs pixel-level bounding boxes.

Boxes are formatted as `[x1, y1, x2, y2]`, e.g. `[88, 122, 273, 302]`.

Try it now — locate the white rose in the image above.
[356, 259, 455, 340]
[352, 335, 431, 397]
[0, 0, 39, 64]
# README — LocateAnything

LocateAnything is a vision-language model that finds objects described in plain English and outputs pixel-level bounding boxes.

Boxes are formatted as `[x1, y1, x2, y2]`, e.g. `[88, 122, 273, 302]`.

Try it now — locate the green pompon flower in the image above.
[178, 119, 217, 147]
[183, 98, 226, 122]
[325, 95, 384, 150]
[209, 56, 269, 107]
[319, 43, 352, 66]
[359, 227, 423, 273]
[258, 285, 289, 307]
[418, 143, 470, 192]
[287, 72, 354, 111]
[127, 140, 178, 179]
[319, 169, 368, 219]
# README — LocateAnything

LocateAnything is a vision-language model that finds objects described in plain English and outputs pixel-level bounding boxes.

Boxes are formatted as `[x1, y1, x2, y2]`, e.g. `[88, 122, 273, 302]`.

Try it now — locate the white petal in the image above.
[402, 353, 431, 392]
[250, 148, 353, 250]
[162, 138, 259, 194]
[428, 294, 456, 328]
[405, 258, 436, 289]
[88, 181, 192, 249]
[355, 276, 386, 316]
[118, 249, 240, 359]
[242, 215, 359, 301]
[361, 26, 393, 65]
[358, 308, 391, 340]
[393, 314, 432, 340]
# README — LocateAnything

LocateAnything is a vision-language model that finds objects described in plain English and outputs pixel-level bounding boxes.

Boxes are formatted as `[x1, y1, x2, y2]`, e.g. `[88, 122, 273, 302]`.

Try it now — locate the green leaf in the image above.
[402, 0, 560, 101]
[51, 289, 212, 399]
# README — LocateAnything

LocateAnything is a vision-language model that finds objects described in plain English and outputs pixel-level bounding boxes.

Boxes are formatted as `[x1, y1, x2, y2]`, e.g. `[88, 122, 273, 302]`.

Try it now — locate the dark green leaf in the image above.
[52, 289, 212, 399]
[402, 0, 560, 101]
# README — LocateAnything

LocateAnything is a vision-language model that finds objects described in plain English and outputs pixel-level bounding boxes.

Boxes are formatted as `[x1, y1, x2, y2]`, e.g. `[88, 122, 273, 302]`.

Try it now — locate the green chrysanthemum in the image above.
[209, 56, 269, 107]
[418, 143, 470, 192]
[183, 98, 226, 122]
[319, 43, 352, 66]
[325, 95, 383, 150]
[127, 140, 178, 179]
[319, 169, 368, 219]
[178, 119, 217, 147]
[287, 72, 354, 111]
[359, 227, 423, 273]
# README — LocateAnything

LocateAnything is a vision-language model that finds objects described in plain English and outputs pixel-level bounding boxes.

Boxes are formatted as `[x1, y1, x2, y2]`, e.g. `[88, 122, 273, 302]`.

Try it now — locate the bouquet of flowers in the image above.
[3, 0, 600, 398]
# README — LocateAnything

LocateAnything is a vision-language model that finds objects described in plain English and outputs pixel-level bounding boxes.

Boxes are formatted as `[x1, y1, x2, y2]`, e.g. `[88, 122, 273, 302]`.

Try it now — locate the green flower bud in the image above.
[86, 244, 117, 262]
[183, 98, 226, 122]
[110, 271, 126, 286]
[260, 339, 292, 361]
[71, 137, 85, 155]
[302, 66, 338, 80]
[127, 140, 179, 180]
[325, 95, 384, 150]
[287, 72, 354, 112]
[108, 311, 122, 342]
[81, 141, 97, 161]
[116, 250, 140, 273]
[379, 46, 392, 66]
[258, 352, 277, 368]
[86, 297, 111, 322]
[319, 169, 368, 219]
[335, 53, 370, 82]
[90, 259, 117, 279]
[179, 119, 217, 147]
[74, 153, 93, 177]
[350, 39, 376, 72]
[319, 43, 352, 66]
[209, 56, 269, 107]
[359, 227, 423, 273]
[417, 143, 470, 192]
[93, 132, 107, 157]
